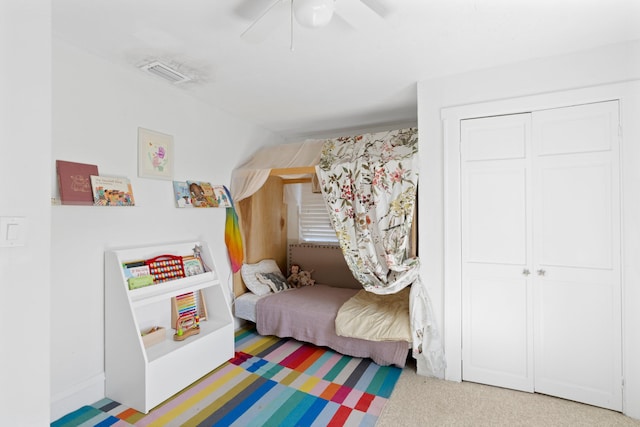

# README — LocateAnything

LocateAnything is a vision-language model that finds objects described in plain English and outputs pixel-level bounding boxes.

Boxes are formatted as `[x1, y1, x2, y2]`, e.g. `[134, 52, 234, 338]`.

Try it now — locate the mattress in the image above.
[234, 291, 266, 323]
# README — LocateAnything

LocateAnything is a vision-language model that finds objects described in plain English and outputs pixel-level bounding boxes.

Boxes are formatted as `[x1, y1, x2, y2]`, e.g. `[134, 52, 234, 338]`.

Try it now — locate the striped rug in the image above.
[52, 326, 403, 427]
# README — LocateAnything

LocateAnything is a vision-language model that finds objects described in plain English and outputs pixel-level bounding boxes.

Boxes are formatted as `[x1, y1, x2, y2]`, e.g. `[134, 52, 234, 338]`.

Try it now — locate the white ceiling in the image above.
[52, 0, 640, 139]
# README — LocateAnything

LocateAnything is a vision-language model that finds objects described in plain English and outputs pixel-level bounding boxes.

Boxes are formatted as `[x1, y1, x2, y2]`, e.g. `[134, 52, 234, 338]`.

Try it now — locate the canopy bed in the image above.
[225, 128, 444, 376]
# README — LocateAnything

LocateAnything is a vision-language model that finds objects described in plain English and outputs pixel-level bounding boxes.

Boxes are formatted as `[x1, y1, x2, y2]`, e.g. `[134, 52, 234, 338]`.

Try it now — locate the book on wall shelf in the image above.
[173, 181, 193, 208]
[183, 181, 232, 208]
[56, 160, 99, 205]
[91, 175, 135, 206]
[187, 180, 217, 208]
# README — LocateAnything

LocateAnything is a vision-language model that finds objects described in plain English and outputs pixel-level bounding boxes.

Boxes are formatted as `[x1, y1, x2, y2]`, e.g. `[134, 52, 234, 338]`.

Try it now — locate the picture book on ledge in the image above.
[91, 175, 135, 206]
[173, 181, 193, 208]
[174, 180, 231, 208]
[56, 160, 99, 205]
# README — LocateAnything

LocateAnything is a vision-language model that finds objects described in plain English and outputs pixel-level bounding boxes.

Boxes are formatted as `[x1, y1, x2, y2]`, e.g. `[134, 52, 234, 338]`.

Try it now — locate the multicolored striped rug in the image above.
[52, 326, 402, 426]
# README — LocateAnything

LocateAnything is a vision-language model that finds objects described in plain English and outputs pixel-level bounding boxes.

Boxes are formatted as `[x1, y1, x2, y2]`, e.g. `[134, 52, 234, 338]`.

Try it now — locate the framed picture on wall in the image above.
[138, 127, 174, 180]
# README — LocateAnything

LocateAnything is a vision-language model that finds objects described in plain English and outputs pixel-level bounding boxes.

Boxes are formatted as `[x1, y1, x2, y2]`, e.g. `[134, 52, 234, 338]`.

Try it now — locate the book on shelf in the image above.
[56, 160, 99, 205]
[210, 184, 232, 208]
[187, 180, 217, 208]
[123, 264, 151, 279]
[91, 175, 135, 206]
[182, 255, 204, 276]
[172, 181, 193, 208]
[128, 275, 154, 290]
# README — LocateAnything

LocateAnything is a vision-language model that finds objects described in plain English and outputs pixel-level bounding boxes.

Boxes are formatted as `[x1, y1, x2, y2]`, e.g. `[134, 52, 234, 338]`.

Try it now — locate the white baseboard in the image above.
[50, 373, 105, 422]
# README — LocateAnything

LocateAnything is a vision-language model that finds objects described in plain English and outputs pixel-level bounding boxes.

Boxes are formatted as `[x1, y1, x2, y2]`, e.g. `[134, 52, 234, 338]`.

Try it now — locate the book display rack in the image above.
[105, 241, 233, 413]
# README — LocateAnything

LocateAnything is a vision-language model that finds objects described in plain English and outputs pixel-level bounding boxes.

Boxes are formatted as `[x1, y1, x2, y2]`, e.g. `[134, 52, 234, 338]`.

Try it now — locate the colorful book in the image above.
[90, 175, 135, 206]
[172, 181, 193, 208]
[211, 185, 232, 208]
[123, 265, 151, 279]
[182, 255, 204, 276]
[187, 181, 216, 208]
[128, 275, 155, 290]
[56, 160, 99, 205]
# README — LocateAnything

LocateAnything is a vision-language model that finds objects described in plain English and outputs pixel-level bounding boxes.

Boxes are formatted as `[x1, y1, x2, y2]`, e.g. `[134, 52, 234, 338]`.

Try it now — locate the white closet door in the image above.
[461, 114, 534, 391]
[532, 101, 622, 410]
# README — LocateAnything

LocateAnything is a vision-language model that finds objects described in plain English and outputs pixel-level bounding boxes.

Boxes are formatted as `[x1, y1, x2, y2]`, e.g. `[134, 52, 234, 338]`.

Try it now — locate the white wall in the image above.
[50, 40, 284, 420]
[417, 40, 640, 419]
[0, 2, 51, 426]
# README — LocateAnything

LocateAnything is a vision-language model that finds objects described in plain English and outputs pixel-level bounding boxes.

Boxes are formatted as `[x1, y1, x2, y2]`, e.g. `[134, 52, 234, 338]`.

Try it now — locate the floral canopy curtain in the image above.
[316, 128, 445, 377]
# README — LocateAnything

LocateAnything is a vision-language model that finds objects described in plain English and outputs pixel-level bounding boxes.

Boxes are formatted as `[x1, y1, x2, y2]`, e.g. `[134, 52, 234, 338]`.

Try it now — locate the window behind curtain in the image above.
[299, 183, 338, 243]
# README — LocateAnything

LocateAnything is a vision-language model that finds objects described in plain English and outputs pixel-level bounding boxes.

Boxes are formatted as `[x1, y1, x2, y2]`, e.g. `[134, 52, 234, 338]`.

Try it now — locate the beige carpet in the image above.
[377, 360, 639, 427]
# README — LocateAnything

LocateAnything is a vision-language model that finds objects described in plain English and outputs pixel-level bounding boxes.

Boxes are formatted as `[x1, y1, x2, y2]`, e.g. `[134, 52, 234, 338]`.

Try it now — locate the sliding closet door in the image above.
[532, 101, 622, 410]
[460, 114, 534, 392]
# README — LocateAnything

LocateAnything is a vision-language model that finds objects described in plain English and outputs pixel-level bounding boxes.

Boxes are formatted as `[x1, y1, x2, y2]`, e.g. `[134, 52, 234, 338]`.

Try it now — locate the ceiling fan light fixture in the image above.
[293, 0, 335, 28]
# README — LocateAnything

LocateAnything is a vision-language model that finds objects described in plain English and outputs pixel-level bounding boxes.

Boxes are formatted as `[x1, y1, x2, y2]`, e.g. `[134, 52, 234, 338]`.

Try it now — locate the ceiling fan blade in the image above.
[334, 0, 386, 31]
[360, 0, 390, 18]
[233, 0, 279, 20]
[241, 0, 288, 43]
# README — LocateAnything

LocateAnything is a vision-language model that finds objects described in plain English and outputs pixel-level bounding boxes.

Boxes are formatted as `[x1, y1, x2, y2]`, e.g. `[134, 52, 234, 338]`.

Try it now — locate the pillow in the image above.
[241, 259, 283, 296]
[256, 272, 294, 293]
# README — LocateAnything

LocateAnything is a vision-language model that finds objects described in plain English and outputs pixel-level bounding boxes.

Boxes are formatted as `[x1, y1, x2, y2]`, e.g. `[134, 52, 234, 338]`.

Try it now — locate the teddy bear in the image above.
[287, 264, 315, 288]
[297, 269, 315, 287]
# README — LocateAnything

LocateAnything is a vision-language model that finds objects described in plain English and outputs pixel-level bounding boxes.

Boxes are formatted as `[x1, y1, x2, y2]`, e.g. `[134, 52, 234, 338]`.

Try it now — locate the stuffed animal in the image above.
[287, 264, 315, 287]
[298, 269, 315, 287]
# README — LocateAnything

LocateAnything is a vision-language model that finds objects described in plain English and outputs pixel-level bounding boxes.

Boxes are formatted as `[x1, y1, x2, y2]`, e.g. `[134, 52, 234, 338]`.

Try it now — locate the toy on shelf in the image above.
[145, 254, 185, 283]
[141, 326, 165, 348]
[192, 245, 210, 272]
[173, 313, 200, 341]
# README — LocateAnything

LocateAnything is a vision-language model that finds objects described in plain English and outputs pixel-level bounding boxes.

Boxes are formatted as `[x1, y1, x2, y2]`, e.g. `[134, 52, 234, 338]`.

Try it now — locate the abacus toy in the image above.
[145, 254, 185, 283]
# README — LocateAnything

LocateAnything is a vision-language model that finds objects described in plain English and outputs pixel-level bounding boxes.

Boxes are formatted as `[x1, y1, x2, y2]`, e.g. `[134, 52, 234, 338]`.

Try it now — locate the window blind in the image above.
[299, 187, 338, 243]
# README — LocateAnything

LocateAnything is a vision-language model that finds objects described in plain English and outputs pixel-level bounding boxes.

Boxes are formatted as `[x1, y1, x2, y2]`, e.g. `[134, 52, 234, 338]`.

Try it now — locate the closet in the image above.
[460, 101, 622, 410]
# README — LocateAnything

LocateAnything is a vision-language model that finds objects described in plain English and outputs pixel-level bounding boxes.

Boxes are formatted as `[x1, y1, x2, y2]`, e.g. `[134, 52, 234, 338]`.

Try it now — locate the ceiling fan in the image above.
[239, 0, 387, 49]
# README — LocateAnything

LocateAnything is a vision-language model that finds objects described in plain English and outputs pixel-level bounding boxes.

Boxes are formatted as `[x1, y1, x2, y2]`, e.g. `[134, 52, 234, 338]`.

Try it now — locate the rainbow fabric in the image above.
[223, 185, 244, 273]
[52, 326, 402, 427]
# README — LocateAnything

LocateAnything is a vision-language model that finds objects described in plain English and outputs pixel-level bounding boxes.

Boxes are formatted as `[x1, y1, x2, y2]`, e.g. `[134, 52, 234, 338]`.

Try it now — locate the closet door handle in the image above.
[537, 269, 546, 276]
[522, 269, 530, 276]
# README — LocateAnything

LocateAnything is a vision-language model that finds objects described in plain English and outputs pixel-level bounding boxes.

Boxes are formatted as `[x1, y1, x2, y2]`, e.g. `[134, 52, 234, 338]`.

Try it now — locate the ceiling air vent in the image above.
[140, 61, 191, 84]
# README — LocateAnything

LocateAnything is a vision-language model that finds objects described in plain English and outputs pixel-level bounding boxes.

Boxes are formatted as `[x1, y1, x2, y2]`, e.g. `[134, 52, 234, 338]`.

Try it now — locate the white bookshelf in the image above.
[105, 241, 234, 413]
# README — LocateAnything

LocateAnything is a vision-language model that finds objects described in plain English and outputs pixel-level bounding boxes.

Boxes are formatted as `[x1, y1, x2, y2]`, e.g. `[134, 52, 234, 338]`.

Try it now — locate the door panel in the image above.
[536, 102, 614, 156]
[461, 114, 533, 391]
[464, 164, 527, 265]
[534, 278, 620, 408]
[463, 272, 533, 391]
[537, 156, 613, 269]
[532, 101, 621, 411]
[462, 114, 527, 161]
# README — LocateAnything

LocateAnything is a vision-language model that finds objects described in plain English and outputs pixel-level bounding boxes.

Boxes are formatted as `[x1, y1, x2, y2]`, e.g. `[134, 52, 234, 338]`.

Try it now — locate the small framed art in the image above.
[138, 127, 174, 180]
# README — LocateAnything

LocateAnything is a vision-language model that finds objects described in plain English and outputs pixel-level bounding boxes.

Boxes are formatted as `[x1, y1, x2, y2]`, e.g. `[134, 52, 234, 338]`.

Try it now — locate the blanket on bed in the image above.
[335, 287, 411, 342]
[256, 285, 408, 367]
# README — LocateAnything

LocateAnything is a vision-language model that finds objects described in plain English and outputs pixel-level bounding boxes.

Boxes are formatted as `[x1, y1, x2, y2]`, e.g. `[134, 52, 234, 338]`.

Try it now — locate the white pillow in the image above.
[256, 272, 294, 293]
[240, 259, 283, 296]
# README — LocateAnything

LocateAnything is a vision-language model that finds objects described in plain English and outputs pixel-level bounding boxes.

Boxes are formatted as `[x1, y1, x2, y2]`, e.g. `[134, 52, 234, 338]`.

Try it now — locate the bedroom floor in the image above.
[378, 358, 639, 426]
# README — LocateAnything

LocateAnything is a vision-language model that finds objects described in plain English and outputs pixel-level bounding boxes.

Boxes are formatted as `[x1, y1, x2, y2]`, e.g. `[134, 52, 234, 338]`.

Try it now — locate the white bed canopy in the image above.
[230, 139, 324, 203]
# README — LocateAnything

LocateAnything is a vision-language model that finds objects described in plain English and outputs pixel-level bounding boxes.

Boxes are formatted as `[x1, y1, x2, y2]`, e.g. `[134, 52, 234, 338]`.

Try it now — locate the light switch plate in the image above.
[0, 216, 26, 247]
